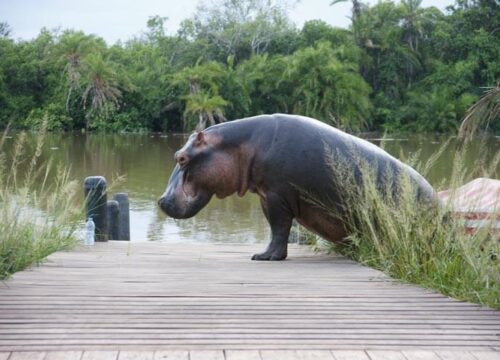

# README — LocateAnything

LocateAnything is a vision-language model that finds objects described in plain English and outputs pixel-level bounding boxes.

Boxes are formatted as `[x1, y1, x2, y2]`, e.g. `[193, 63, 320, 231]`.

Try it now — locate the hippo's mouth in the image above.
[181, 168, 198, 199]
[159, 163, 213, 219]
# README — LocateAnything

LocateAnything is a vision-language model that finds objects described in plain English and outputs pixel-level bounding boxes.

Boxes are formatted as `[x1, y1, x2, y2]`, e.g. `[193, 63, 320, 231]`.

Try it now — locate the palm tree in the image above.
[80, 53, 123, 129]
[331, 0, 363, 20]
[183, 91, 229, 131]
[401, 0, 424, 53]
[458, 85, 500, 141]
[53, 31, 101, 110]
[286, 41, 371, 131]
[171, 61, 230, 130]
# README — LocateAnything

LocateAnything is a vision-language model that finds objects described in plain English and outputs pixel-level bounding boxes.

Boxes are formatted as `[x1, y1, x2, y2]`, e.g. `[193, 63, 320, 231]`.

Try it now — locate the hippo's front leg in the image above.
[252, 192, 293, 261]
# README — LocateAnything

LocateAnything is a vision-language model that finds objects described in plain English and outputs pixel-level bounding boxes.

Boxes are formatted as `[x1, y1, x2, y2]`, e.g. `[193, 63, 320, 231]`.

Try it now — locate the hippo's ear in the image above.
[196, 131, 205, 145]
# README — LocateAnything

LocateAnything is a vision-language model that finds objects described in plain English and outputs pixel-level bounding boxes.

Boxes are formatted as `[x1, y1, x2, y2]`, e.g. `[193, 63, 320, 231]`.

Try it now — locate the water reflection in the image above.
[16, 131, 500, 243]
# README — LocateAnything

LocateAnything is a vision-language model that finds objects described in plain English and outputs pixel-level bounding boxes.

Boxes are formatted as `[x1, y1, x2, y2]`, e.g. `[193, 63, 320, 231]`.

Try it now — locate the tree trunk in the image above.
[207, 112, 216, 126]
[196, 112, 206, 131]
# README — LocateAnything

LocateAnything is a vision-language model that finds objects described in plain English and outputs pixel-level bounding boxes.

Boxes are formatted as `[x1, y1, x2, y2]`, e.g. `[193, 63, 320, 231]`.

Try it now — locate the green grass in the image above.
[0, 123, 80, 279]
[304, 140, 500, 309]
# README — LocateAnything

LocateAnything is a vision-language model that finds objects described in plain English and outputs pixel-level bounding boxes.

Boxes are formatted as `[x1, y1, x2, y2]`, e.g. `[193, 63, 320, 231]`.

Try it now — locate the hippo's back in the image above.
[259, 114, 436, 205]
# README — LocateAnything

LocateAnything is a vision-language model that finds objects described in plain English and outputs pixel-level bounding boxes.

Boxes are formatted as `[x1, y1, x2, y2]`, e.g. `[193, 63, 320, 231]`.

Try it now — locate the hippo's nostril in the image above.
[174, 151, 188, 166]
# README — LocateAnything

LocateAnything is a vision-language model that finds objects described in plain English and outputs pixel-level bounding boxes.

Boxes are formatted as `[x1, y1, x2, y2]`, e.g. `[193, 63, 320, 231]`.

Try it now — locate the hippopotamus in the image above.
[158, 114, 437, 260]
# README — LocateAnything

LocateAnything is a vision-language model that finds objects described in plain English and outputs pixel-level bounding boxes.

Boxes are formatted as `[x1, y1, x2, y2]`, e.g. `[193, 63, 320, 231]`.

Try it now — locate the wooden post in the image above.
[113, 193, 130, 241]
[84, 176, 108, 241]
[107, 200, 120, 240]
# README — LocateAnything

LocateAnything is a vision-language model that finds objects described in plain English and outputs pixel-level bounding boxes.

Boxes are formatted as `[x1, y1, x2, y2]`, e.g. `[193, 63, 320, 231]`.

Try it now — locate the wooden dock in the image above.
[0, 242, 499, 360]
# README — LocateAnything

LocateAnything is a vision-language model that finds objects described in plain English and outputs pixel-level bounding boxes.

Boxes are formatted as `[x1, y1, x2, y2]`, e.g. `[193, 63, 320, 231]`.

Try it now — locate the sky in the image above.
[0, 0, 456, 45]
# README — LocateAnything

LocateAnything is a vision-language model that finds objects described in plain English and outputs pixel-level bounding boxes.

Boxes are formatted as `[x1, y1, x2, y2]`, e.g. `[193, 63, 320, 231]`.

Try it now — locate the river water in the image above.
[31, 131, 500, 243]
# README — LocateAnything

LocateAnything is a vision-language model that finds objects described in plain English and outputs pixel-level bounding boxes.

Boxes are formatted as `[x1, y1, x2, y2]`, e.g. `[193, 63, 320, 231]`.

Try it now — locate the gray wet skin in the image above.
[158, 114, 438, 261]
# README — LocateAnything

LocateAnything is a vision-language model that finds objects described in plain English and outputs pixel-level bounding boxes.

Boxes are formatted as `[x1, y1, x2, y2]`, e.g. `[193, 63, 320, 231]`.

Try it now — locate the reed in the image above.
[305, 140, 499, 309]
[0, 120, 80, 279]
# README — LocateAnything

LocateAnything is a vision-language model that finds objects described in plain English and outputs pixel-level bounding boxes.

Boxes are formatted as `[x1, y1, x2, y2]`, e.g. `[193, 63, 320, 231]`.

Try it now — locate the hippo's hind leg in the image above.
[252, 192, 292, 261]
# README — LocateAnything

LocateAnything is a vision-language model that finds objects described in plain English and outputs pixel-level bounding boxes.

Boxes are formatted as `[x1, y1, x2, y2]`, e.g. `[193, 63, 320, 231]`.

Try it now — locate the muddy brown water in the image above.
[12, 131, 500, 243]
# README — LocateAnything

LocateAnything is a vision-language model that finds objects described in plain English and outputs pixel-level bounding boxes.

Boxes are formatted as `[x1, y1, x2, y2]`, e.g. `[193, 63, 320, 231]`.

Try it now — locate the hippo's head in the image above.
[158, 130, 240, 219]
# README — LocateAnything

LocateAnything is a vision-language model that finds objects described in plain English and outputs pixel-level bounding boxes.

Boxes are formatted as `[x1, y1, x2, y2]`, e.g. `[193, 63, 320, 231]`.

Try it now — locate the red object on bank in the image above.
[438, 178, 500, 233]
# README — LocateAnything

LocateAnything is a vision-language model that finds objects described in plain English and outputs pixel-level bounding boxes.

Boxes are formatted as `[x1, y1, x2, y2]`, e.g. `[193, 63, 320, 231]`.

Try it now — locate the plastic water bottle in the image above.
[85, 217, 95, 246]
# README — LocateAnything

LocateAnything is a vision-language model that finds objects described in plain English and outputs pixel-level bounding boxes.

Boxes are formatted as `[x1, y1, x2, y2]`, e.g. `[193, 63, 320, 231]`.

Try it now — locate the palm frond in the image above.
[458, 85, 500, 142]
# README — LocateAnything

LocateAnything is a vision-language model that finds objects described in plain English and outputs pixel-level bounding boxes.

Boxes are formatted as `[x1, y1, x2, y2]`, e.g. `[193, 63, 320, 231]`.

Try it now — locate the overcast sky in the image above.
[1, 0, 455, 44]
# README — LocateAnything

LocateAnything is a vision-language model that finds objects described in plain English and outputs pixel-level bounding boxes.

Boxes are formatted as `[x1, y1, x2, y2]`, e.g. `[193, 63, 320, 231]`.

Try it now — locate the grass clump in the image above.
[0, 122, 80, 279]
[306, 141, 499, 309]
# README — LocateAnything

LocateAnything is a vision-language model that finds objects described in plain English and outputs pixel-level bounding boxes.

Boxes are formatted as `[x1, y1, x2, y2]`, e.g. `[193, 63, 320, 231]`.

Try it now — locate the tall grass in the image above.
[0, 121, 80, 279]
[305, 140, 499, 309]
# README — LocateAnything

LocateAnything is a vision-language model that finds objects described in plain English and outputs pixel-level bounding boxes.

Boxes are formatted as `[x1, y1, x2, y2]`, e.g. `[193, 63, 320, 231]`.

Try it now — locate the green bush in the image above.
[23, 103, 73, 131]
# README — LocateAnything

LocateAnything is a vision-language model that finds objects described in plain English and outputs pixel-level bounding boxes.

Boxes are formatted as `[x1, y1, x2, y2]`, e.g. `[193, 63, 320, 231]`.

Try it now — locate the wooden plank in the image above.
[82, 351, 118, 360]
[366, 351, 407, 360]
[153, 351, 189, 360]
[295, 350, 335, 360]
[188, 351, 225, 360]
[331, 351, 370, 360]
[434, 351, 477, 360]
[2, 329, 500, 339]
[9, 352, 46, 360]
[470, 351, 500, 360]
[2, 321, 497, 329]
[401, 350, 441, 360]
[119, 351, 154, 360]
[0, 345, 496, 352]
[45, 351, 84, 360]
[0, 353, 9, 360]
[260, 351, 300, 360]
[225, 350, 262, 360]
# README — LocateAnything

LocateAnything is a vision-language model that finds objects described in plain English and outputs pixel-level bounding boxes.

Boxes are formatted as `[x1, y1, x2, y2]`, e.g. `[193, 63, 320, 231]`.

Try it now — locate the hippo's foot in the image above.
[251, 250, 287, 261]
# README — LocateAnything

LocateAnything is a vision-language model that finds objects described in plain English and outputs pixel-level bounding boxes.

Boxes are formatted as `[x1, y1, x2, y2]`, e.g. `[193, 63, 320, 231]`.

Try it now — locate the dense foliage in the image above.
[0, 0, 498, 132]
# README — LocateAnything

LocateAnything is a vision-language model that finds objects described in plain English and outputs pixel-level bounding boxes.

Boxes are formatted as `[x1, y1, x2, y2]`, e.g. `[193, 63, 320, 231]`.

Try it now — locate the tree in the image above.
[183, 91, 229, 130]
[0, 23, 11, 38]
[331, 0, 364, 20]
[286, 41, 372, 131]
[237, 54, 293, 114]
[171, 61, 230, 130]
[146, 15, 168, 42]
[394, 86, 476, 132]
[53, 31, 105, 111]
[0, 0, 499, 134]
[0, 29, 58, 126]
[80, 53, 128, 129]
[459, 85, 500, 140]
[188, 0, 297, 62]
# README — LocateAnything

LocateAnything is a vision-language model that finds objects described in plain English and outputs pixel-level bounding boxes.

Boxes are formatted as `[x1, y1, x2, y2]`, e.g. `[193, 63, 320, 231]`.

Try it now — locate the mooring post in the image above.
[84, 176, 108, 241]
[113, 193, 130, 241]
[107, 200, 120, 240]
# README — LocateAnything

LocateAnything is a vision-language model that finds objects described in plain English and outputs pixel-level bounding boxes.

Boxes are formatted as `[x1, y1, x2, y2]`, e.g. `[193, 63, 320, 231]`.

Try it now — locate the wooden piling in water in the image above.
[84, 176, 108, 241]
[113, 193, 130, 241]
[107, 200, 120, 241]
